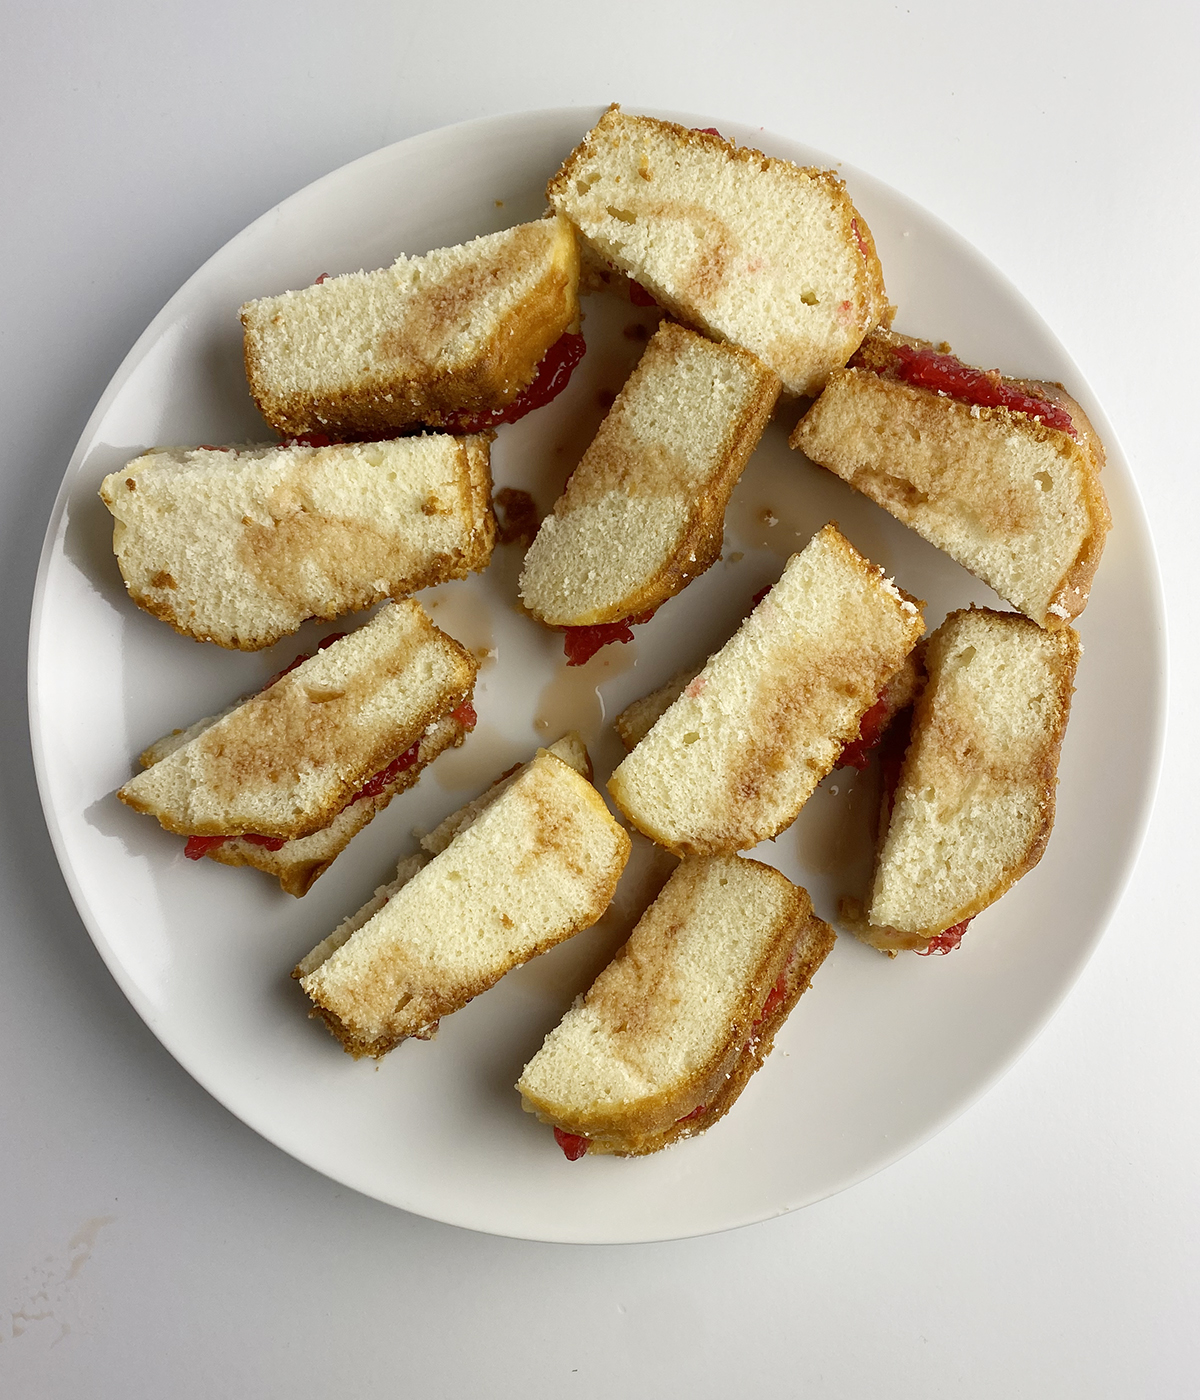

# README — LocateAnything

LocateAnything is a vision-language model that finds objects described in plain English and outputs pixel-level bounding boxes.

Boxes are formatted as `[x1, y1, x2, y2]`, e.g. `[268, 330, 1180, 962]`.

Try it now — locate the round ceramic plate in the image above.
[29, 108, 1165, 1243]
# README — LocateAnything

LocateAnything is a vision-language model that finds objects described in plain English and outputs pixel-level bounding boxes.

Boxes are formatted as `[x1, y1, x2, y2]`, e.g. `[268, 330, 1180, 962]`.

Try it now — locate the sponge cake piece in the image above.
[294, 733, 592, 972]
[548, 107, 890, 397]
[517, 854, 836, 1156]
[297, 748, 631, 1057]
[101, 435, 494, 650]
[607, 524, 925, 854]
[520, 321, 780, 626]
[849, 608, 1079, 953]
[791, 330, 1110, 629]
[241, 215, 580, 438]
[138, 705, 472, 897]
[118, 600, 476, 843]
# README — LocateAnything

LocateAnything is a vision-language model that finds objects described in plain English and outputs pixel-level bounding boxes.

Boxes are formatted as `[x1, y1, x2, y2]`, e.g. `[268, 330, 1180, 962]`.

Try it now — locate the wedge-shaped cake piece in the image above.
[297, 748, 630, 1057]
[548, 107, 889, 397]
[846, 608, 1079, 954]
[241, 215, 580, 438]
[294, 733, 592, 975]
[607, 524, 924, 854]
[791, 330, 1110, 629]
[519, 321, 780, 627]
[100, 435, 495, 650]
[119, 600, 476, 852]
[518, 854, 835, 1157]
[136, 708, 473, 898]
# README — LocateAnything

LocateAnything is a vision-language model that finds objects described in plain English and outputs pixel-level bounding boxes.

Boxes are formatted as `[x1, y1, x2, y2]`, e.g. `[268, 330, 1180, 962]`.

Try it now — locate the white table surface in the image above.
[2, 2, 1196, 1394]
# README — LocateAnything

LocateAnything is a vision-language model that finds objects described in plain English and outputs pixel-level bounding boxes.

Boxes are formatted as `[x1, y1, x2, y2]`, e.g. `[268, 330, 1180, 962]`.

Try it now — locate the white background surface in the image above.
[2, 1, 1195, 1394]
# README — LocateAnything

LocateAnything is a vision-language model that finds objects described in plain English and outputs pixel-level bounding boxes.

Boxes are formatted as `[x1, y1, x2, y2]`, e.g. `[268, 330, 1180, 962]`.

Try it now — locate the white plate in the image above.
[28, 107, 1165, 1243]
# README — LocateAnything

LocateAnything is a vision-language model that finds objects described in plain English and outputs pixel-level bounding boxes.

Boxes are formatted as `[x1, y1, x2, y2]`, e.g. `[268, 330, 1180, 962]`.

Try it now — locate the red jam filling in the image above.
[183, 834, 231, 860]
[314, 273, 330, 285]
[839, 693, 890, 771]
[692, 126, 722, 137]
[915, 918, 972, 956]
[868, 342, 1076, 437]
[553, 1127, 590, 1161]
[753, 973, 788, 1030]
[441, 332, 587, 435]
[676, 1104, 707, 1124]
[346, 740, 423, 805]
[451, 699, 478, 731]
[244, 833, 287, 851]
[563, 609, 655, 666]
[750, 584, 772, 609]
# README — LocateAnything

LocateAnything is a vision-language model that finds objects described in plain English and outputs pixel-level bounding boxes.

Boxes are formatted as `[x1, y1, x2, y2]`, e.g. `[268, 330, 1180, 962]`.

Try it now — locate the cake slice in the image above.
[790, 329, 1110, 628]
[241, 215, 580, 438]
[139, 704, 473, 897]
[548, 106, 890, 397]
[296, 747, 630, 1057]
[294, 733, 591, 974]
[519, 321, 780, 629]
[119, 600, 476, 862]
[100, 435, 494, 650]
[607, 524, 925, 854]
[846, 608, 1079, 954]
[517, 854, 836, 1157]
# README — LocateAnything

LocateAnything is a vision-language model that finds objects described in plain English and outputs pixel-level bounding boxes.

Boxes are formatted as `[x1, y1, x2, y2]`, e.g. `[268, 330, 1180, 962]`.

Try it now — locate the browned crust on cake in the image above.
[522, 322, 781, 626]
[837, 896, 925, 956]
[118, 605, 477, 840]
[794, 369, 1094, 537]
[241, 220, 579, 439]
[574, 343, 779, 625]
[462, 434, 498, 567]
[1020, 382, 1110, 626]
[850, 608, 1080, 952]
[551, 108, 890, 323]
[548, 106, 890, 395]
